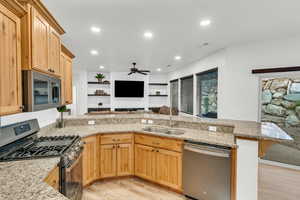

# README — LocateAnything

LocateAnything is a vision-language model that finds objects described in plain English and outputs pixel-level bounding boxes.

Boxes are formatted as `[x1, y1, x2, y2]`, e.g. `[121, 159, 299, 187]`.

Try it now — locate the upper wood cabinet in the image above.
[0, 1, 25, 116]
[20, 0, 65, 76]
[48, 27, 61, 76]
[61, 44, 74, 105]
[31, 7, 49, 73]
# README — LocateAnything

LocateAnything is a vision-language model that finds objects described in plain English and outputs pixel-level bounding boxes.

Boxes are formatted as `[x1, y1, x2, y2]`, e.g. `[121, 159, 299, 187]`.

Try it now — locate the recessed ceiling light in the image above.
[200, 19, 211, 27]
[144, 31, 153, 39]
[157, 68, 162, 72]
[99, 65, 105, 69]
[90, 50, 99, 55]
[90, 26, 101, 33]
[174, 56, 182, 61]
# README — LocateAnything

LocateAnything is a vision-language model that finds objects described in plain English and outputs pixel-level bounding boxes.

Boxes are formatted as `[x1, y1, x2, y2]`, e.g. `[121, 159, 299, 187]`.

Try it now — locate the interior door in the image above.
[100, 144, 117, 178]
[134, 144, 156, 181]
[117, 143, 133, 176]
[32, 8, 49, 73]
[0, 4, 22, 116]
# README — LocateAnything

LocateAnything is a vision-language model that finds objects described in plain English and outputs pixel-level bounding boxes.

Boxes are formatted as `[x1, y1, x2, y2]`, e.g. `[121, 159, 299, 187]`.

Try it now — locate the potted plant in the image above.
[57, 105, 67, 128]
[95, 73, 105, 82]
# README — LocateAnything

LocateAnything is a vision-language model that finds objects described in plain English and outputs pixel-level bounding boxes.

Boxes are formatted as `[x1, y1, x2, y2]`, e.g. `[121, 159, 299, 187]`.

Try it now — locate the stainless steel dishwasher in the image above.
[183, 141, 232, 200]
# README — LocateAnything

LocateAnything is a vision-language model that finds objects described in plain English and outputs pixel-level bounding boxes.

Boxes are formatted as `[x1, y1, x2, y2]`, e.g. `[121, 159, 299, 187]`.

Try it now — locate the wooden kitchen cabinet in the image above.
[44, 166, 59, 190]
[135, 135, 183, 191]
[100, 144, 117, 178]
[155, 148, 182, 190]
[100, 134, 134, 178]
[82, 136, 100, 186]
[20, 1, 65, 76]
[31, 7, 49, 73]
[134, 144, 156, 181]
[117, 143, 133, 176]
[48, 27, 61, 76]
[61, 44, 74, 105]
[0, 1, 24, 116]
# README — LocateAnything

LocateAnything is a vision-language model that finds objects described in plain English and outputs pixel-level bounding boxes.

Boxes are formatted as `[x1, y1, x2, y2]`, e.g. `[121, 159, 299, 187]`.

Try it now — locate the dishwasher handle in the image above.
[184, 143, 231, 158]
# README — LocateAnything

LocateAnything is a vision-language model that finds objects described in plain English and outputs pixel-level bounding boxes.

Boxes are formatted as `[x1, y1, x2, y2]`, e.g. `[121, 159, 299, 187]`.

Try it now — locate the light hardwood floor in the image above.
[82, 178, 187, 200]
[258, 163, 300, 200]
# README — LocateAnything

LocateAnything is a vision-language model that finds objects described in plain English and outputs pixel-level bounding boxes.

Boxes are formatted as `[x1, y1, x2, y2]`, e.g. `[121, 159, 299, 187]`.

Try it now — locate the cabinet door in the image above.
[100, 144, 117, 178]
[0, 4, 22, 116]
[82, 136, 98, 186]
[31, 8, 49, 73]
[60, 53, 66, 104]
[117, 144, 133, 176]
[64, 55, 73, 104]
[155, 148, 182, 190]
[48, 27, 61, 76]
[134, 144, 156, 181]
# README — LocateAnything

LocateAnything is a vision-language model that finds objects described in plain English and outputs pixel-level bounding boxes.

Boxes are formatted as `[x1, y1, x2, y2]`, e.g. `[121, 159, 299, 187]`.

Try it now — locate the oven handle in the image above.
[66, 153, 83, 173]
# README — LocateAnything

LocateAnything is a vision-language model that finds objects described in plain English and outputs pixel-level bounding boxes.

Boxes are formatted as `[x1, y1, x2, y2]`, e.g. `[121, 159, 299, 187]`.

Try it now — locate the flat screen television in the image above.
[115, 81, 144, 97]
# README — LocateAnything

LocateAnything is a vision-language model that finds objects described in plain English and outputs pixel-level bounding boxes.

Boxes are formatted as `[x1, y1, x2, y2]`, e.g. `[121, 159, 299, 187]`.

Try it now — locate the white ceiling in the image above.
[43, 0, 300, 73]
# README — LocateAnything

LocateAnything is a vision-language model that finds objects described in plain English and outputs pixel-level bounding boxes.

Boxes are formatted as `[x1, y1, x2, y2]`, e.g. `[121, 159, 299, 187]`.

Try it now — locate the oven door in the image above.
[63, 154, 83, 200]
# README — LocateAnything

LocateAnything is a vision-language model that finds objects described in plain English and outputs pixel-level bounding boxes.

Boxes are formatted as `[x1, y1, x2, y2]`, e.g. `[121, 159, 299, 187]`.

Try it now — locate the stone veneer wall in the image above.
[261, 78, 300, 149]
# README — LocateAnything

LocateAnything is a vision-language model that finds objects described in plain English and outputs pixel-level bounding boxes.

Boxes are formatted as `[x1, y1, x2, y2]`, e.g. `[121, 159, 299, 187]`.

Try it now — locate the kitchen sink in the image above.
[143, 126, 185, 135]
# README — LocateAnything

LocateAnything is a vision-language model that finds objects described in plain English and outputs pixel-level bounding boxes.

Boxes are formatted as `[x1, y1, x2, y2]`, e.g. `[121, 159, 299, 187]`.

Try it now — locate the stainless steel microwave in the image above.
[22, 71, 61, 112]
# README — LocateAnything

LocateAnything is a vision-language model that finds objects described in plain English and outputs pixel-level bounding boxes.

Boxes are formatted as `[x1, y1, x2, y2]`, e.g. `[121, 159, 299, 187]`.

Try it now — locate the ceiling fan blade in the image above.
[128, 72, 134, 75]
[138, 71, 147, 75]
[139, 70, 151, 73]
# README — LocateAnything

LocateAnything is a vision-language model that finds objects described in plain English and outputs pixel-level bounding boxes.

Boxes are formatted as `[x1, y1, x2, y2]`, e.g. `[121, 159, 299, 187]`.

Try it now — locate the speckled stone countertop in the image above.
[0, 158, 68, 200]
[64, 114, 293, 142]
[40, 123, 235, 147]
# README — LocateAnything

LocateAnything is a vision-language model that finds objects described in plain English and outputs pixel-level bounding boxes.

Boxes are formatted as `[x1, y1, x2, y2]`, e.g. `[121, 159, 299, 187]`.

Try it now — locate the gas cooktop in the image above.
[0, 135, 80, 161]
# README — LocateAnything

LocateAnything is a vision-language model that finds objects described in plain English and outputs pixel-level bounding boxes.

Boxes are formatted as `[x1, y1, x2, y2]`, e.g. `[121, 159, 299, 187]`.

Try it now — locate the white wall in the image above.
[0, 108, 59, 128]
[168, 35, 300, 121]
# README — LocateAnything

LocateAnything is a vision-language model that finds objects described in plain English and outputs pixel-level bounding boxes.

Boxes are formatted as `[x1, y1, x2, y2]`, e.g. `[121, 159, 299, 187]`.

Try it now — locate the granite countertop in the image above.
[0, 158, 68, 200]
[40, 123, 236, 147]
[64, 113, 293, 142]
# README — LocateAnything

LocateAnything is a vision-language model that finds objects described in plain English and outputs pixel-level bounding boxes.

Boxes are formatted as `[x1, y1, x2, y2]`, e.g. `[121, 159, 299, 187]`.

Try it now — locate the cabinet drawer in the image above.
[101, 134, 133, 145]
[135, 134, 183, 152]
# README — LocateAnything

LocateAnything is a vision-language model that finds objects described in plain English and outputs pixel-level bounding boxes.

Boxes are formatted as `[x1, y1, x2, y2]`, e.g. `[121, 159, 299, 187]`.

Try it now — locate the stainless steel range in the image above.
[0, 119, 83, 200]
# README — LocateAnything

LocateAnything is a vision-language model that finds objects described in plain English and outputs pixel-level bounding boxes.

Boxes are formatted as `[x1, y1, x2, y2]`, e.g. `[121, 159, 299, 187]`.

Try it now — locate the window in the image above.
[180, 76, 193, 114]
[170, 80, 179, 109]
[197, 68, 218, 118]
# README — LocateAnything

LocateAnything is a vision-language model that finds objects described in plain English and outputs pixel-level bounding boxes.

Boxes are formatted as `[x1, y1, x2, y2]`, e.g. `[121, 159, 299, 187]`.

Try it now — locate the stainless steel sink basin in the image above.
[143, 126, 185, 135]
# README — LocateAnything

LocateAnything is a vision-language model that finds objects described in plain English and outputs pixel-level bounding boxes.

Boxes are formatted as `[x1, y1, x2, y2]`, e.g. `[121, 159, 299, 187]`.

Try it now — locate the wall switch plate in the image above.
[141, 119, 147, 124]
[148, 120, 154, 124]
[88, 120, 95, 125]
[208, 126, 217, 132]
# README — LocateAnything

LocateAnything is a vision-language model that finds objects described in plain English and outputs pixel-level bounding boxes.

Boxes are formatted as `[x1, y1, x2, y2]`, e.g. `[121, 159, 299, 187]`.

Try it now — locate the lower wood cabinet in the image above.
[82, 136, 100, 186]
[44, 166, 59, 190]
[100, 144, 117, 178]
[100, 143, 133, 178]
[135, 144, 182, 191]
[82, 133, 182, 191]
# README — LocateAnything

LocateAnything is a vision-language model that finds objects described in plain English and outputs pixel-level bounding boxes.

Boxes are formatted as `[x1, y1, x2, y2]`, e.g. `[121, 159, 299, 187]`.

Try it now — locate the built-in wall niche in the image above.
[87, 72, 111, 112]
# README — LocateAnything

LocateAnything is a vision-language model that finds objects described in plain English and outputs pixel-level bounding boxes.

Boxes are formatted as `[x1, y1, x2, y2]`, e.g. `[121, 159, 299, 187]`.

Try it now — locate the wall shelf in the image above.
[149, 94, 168, 97]
[88, 82, 110, 85]
[149, 83, 168, 86]
[88, 94, 110, 96]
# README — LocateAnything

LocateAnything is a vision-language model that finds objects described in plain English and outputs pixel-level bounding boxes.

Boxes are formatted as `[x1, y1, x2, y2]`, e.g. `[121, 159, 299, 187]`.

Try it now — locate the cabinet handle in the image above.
[112, 145, 115, 149]
[156, 150, 159, 152]
[19, 105, 24, 110]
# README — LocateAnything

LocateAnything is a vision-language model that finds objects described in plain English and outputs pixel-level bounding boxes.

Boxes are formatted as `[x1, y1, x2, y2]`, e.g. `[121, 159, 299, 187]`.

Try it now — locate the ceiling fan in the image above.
[128, 62, 150, 75]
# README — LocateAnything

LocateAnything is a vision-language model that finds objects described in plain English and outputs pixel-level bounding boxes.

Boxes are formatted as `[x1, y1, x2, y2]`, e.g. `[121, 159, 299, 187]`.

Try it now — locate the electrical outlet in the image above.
[141, 119, 147, 124]
[208, 126, 217, 132]
[148, 120, 153, 124]
[88, 120, 95, 125]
